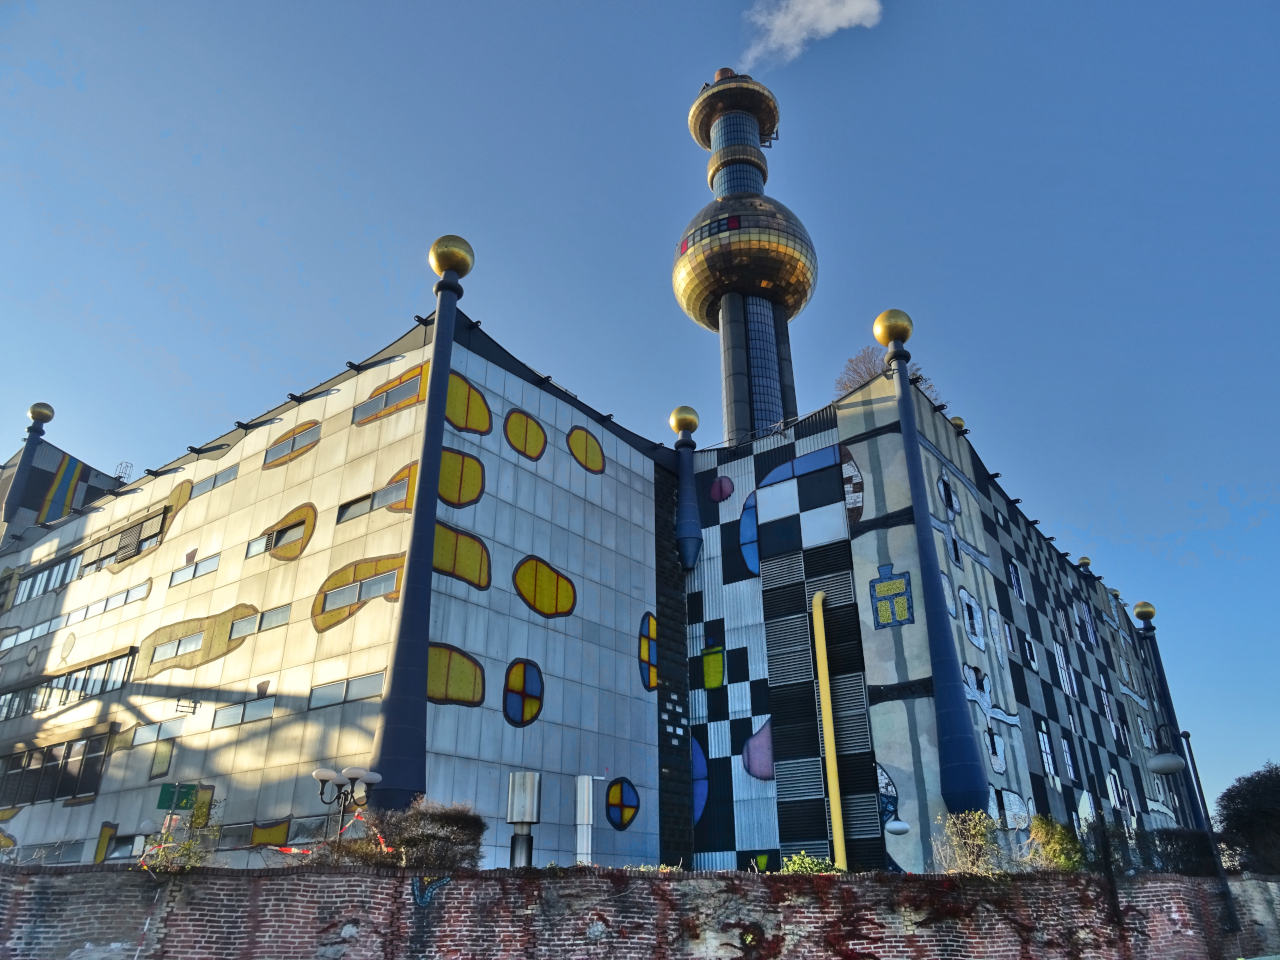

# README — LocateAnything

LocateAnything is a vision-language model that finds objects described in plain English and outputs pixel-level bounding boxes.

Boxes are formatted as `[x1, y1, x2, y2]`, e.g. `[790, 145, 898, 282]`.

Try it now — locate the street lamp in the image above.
[884, 818, 911, 836]
[1147, 723, 1187, 777]
[311, 766, 383, 841]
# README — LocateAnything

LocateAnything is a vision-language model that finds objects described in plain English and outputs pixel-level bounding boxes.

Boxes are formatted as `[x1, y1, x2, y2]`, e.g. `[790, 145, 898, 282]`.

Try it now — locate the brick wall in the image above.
[0, 864, 1275, 960]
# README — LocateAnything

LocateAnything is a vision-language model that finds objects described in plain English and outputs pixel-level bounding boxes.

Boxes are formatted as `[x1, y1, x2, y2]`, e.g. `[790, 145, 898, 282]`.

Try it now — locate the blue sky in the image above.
[3, 1, 1277, 810]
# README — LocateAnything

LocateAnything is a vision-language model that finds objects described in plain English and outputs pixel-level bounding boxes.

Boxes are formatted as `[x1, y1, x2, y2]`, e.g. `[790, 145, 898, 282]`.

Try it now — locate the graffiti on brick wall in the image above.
[411, 875, 451, 907]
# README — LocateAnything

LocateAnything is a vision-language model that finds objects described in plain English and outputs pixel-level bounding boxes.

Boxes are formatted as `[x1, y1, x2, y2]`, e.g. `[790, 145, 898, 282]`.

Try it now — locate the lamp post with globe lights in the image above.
[311, 766, 382, 842]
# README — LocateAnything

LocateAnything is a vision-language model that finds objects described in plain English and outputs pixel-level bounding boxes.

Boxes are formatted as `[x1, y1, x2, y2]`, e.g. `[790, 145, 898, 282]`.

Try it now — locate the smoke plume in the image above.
[740, 0, 882, 70]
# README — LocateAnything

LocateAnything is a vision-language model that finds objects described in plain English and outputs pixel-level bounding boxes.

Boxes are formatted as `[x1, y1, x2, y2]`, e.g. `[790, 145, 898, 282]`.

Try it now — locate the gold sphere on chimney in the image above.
[873, 309, 913, 346]
[1079, 556, 1091, 567]
[28, 402, 54, 424]
[428, 235, 475, 278]
[1133, 601, 1156, 622]
[950, 416, 966, 430]
[669, 406, 700, 434]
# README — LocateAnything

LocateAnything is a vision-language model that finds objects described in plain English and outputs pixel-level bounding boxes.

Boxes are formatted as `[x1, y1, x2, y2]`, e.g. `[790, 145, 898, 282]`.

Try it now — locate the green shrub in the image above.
[778, 850, 838, 874]
[1028, 814, 1084, 871]
[933, 810, 1002, 876]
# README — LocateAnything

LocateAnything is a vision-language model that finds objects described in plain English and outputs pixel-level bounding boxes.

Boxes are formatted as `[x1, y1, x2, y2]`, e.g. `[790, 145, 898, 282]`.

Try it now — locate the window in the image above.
[0, 653, 134, 722]
[1060, 736, 1077, 782]
[337, 478, 411, 524]
[308, 671, 385, 709]
[1036, 719, 1056, 778]
[247, 522, 304, 558]
[1053, 641, 1078, 698]
[1008, 560, 1025, 603]
[264, 423, 321, 466]
[258, 603, 290, 631]
[1021, 633, 1039, 671]
[133, 718, 184, 745]
[0, 736, 106, 807]
[153, 632, 202, 663]
[226, 602, 292, 643]
[213, 696, 276, 729]
[1003, 621, 1015, 655]
[13, 553, 83, 606]
[190, 464, 238, 499]
[352, 377, 421, 423]
[320, 569, 399, 612]
[958, 588, 983, 649]
[170, 553, 220, 586]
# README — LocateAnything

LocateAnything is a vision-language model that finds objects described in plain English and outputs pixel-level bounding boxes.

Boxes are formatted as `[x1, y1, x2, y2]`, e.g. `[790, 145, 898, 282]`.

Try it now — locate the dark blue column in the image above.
[885, 338, 988, 814]
[369, 243, 469, 810]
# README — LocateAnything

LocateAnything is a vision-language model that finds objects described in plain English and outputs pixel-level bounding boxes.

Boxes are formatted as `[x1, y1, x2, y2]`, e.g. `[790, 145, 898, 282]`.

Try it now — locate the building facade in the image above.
[0, 70, 1198, 871]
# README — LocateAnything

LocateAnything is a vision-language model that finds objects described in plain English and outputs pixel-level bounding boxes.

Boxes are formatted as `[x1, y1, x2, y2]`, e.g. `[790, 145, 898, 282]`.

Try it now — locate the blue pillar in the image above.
[369, 236, 473, 810]
[881, 317, 988, 814]
[670, 406, 703, 570]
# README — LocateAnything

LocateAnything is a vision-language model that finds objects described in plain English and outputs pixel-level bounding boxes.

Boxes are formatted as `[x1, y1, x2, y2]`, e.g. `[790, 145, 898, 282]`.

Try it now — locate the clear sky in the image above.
[3, 1, 1277, 811]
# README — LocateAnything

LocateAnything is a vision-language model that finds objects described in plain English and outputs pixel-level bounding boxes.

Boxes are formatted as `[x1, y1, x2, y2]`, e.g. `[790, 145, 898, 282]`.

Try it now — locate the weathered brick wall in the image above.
[0, 865, 1275, 960]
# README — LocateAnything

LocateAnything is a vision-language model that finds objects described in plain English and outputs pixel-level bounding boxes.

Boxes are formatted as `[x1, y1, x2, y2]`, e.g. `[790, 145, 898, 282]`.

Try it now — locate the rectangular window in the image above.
[371, 479, 409, 510]
[246, 534, 270, 558]
[229, 615, 257, 640]
[126, 583, 148, 603]
[191, 476, 216, 498]
[359, 572, 397, 601]
[308, 680, 345, 709]
[212, 703, 243, 728]
[152, 640, 179, 663]
[134, 723, 159, 745]
[336, 496, 371, 523]
[273, 523, 304, 548]
[1008, 561, 1026, 603]
[1037, 720, 1056, 778]
[192, 464, 238, 499]
[321, 583, 360, 611]
[346, 672, 384, 701]
[264, 424, 320, 465]
[176, 632, 203, 655]
[258, 604, 290, 631]
[105, 590, 127, 611]
[1060, 737, 1077, 781]
[242, 696, 275, 723]
[170, 554, 219, 586]
[158, 718, 184, 740]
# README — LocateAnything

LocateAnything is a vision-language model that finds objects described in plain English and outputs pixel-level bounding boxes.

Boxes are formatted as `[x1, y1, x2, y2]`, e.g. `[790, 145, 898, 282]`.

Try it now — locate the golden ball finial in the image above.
[949, 416, 966, 430]
[28, 402, 54, 424]
[1079, 556, 1091, 567]
[428, 235, 474, 278]
[1133, 601, 1156, 622]
[873, 309, 913, 346]
[669, 405, 699, 434]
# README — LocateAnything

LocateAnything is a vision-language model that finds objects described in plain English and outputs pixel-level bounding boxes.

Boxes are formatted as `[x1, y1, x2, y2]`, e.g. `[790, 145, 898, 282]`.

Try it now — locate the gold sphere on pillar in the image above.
[949, 416, 966, 430]
[428, 235, 475, 278]
[873, 309, 913, 346]
[669, 406, 699, 434]
[1133, 601, 1156, 622]
[28, 402, 54, 424]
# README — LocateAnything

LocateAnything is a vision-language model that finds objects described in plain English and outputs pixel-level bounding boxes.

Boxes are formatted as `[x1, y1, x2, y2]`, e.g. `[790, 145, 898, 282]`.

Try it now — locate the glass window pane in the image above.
[191, 477, 216, 498]
[308, 681, 345, 709]
[352, 398, 382, 423]
[371, 480, 409, 510]
[387, 378, 420, 405]
[152, 640, 179, 663]
[194, 555, 220, 577]
[215, 465, 238, 487]
[242, 696, 275, 723]
[295, 425, 320, 448]
[127, 583, 148, 602]
[134, 724, 158, 745]
[258, 605, 290, 631]
[264, 440, 292, 464]
[213, 704, 243, 729]
[273, 523, 303, 547]
[322, 583, 359, 611]
[85, 599, 106, 618]
[359, 572, 398, 601]
[105, 591, 127, 611]
[170, 564, 195, 586]
[158, 718, 184, 740]
[176, 632, 203, 655]
[84, 663, 107, 697]
[246, 536, 269, 558]
[229, 615, 257, 640]
[345, 672, 384, 701]
[337, 497, 371, 523]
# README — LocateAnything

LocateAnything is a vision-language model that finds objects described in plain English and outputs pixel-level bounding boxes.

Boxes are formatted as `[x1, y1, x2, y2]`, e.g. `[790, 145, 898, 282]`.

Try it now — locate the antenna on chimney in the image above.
[114, 461, 134, 483]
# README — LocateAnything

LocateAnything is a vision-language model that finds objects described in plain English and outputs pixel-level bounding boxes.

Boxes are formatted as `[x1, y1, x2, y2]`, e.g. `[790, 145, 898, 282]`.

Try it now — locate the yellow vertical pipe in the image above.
[811, 589, 847, 870]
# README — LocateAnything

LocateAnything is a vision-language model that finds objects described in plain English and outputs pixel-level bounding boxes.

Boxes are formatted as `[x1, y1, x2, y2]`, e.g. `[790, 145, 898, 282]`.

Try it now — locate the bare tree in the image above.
[834, 345, 942, 404]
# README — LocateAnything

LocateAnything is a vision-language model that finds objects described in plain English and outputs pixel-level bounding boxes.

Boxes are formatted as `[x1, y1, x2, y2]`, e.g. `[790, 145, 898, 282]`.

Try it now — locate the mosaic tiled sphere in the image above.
[671, 194, 817, 332]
